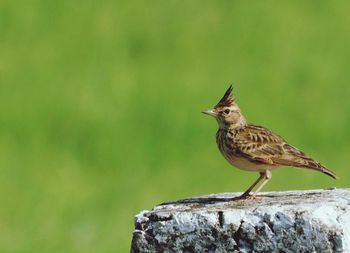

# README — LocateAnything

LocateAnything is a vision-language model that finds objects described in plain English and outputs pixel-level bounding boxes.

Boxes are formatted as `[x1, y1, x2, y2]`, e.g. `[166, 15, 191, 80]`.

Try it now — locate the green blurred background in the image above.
[1, 0, 349, 252]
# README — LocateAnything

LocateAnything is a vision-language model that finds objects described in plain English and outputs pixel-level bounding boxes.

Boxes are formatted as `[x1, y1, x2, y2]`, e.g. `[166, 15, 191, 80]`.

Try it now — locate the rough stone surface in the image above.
[131, 189, 350, 253]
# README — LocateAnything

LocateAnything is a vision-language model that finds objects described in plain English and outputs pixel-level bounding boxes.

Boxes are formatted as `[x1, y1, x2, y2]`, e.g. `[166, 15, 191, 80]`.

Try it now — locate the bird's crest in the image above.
[215, 85, 235, 108]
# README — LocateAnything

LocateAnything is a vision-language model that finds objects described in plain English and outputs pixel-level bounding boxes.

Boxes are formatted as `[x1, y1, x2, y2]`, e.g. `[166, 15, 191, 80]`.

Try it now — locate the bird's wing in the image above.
[234, 124, 337, 178]
[233, 124, 286, 166]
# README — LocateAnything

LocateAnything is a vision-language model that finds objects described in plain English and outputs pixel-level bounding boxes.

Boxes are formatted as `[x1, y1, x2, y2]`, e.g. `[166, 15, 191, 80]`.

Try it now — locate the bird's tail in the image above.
[296, 158, 338, 179]
[277, 143, 338, 179]
[273, 154, 338, 179]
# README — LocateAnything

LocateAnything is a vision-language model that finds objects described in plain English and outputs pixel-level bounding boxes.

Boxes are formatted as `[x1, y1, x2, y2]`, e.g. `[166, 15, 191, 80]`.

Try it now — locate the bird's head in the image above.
[202, 85, 247, 129]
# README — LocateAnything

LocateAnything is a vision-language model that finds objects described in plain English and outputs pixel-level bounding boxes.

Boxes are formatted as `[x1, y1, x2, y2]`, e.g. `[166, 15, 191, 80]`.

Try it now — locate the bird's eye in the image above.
[224, 109, 230, 114]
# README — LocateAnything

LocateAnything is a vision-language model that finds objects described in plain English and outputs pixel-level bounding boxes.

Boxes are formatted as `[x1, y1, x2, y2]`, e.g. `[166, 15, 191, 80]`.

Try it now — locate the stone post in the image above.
[131, 189, 349, 252]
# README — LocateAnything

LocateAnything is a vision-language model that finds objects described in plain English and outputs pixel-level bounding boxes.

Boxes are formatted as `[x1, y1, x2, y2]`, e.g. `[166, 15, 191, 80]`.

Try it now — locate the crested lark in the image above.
[203, 85, 337, 198]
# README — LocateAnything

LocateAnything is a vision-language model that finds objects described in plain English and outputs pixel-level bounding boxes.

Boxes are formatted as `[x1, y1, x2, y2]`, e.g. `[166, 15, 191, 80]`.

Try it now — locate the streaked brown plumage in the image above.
[203, 85, 337, 198]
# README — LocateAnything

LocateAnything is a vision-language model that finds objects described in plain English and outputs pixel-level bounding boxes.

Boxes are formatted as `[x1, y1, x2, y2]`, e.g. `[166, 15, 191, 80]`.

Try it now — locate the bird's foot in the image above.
[236, 193, 267, 201]
[236, 193, 254, 200]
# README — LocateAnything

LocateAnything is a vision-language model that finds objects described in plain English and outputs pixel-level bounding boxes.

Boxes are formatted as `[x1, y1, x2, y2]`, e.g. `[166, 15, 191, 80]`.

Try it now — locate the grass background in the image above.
[1, 0, 349, 252]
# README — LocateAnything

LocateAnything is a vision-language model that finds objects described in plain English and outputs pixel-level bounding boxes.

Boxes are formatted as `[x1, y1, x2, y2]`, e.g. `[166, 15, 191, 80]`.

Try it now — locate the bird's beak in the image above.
[202, 109, 217, 117]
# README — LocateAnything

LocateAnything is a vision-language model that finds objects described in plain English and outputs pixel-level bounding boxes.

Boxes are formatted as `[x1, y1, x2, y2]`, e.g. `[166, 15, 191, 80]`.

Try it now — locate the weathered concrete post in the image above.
[131, 189, 350, 253]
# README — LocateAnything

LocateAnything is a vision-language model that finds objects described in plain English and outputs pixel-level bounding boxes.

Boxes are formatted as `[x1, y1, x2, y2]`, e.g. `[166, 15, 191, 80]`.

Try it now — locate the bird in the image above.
[202, 85, 337, 199]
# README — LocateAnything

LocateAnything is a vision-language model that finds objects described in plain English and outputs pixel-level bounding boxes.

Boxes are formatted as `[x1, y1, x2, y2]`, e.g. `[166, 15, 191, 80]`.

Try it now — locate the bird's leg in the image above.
[240, 172, 265, 198]
[251, 170, 272, 197]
